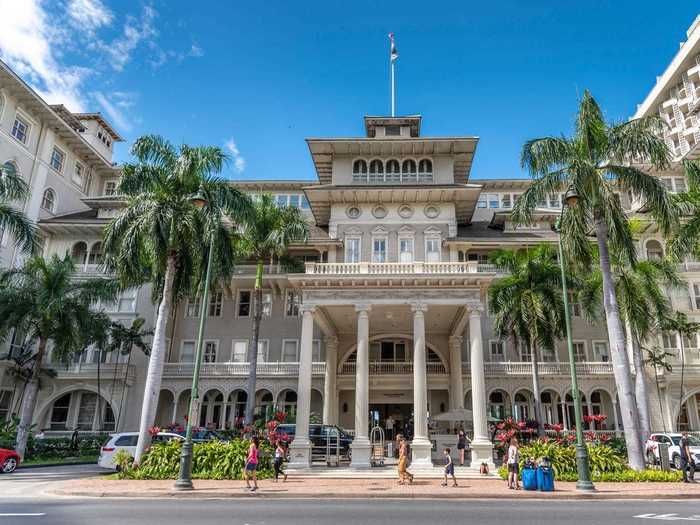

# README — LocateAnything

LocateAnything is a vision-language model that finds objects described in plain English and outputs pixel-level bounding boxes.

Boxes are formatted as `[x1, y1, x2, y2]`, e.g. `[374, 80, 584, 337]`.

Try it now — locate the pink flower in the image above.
[148, 426, 160, 437]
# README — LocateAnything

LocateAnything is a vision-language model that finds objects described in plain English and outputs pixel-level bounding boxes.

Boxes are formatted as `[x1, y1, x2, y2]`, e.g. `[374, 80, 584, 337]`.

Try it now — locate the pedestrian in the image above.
[244, 436, 260, 491]
[397, 437, 414, 485]
[507, 436, 520, 490]
[457, 428, 467, 466]
[274, 440, 288, 482]
[442, 448, 458, 487]
[679, 431, 696, 483]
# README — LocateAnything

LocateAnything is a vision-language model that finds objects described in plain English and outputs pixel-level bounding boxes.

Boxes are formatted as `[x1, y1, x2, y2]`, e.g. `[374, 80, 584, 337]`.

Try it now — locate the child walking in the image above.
[274, 440, 288, 482]
[442, 448, 458, 487]
[507, 437, 520, 490]
[244, 436, 260, 491]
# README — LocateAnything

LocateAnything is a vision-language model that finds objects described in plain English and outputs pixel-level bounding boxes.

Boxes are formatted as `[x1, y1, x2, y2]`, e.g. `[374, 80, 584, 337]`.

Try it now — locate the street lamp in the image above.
[174, 193, 213, 491]
[555, 185, 595, 492]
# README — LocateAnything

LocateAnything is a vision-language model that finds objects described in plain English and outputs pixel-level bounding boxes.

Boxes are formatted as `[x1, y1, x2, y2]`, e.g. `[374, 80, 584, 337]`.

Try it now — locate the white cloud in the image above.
[225, 138, 246, 173]
[95, 5, 157, 71]
[0, 0, 88, 111]
[188, 44, 204, 58]
[67, 0, 113, 32]
[93, 91, 131, 131]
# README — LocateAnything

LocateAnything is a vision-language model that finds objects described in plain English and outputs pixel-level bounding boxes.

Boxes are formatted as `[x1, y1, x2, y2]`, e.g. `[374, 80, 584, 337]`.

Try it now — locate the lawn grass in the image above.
[21, 454, 99, 467]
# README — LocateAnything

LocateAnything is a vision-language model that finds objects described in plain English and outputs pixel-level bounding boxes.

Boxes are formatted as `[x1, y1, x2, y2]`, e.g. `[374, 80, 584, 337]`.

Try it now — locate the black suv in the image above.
[275, 424, 353, 459]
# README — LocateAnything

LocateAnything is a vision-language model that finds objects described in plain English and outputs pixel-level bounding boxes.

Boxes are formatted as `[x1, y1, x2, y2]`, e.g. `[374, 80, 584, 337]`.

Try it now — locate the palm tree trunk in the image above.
[133, 255, 176, 465]
[594, 216, 645, 470]
[653, 362, 667, 433]
[677, 334, 686, 430]
[96, 352, 102, 432]
[244, 261, 264, 427]
[15, 337, 47, 459]
[630, 330, 651, 439]
[529, 337, 545, 437]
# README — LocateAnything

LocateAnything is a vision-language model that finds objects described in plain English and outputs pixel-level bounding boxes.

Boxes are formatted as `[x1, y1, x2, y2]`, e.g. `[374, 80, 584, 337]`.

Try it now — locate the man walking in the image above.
[679, 431, 696, 483]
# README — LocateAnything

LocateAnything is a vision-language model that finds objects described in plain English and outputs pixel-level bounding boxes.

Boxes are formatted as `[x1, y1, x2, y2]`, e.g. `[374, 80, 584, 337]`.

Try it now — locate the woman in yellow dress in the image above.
[397, 437, 414, 484]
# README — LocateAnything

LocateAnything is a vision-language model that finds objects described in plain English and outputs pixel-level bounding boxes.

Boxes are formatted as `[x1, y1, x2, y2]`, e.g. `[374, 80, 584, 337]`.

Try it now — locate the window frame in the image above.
[231, 339, 249, 362]
[424, 234, 441, 263]
[281, 339, 299, 362]
[345, 236, 361, 263]
[285, 289, 301, 317]
[50, 145, 66, 173]
[398, 235, 414, 264]
[186, 297, 201, 318]
[236, 289, 252, 318]
[11, 112, 31, 145]
[180, 340, 196, 362]
[488, 340, 506, 361]
[203, 339, 219, 363]
[41, 187, 56, 213]
[72, 161, 85, 188]
[592, 340, 610, 362]
[371, 234, 387, 263]
[208, 291, 223, 318]
[572, 340, 587, 362]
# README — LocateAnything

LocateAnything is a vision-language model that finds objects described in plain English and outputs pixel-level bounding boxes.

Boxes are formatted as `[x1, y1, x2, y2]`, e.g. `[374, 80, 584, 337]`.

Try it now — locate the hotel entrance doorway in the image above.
[369, 403, 414, 440]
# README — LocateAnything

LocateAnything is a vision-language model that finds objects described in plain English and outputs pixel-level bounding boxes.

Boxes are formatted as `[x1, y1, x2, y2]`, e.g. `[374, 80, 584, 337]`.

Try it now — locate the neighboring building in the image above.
[0, 15, 699, 468]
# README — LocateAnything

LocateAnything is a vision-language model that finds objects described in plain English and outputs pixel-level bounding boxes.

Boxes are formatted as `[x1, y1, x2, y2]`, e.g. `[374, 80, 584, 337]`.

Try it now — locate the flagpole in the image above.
[391, 60, 395, 117]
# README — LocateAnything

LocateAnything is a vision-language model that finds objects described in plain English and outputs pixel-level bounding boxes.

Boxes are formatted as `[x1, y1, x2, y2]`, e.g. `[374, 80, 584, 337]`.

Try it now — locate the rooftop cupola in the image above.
[364, 115, 421, 138]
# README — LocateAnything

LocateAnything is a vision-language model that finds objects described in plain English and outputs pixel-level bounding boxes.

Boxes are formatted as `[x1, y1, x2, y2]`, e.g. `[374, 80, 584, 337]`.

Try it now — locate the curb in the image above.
[19, 461, 98, 470]
[47, 489, 700, 501]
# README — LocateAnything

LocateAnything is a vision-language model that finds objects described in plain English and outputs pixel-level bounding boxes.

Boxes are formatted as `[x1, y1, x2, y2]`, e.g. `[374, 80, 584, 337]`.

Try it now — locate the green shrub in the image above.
[516, 440, 625, 478]
[133, 439, 273, 480]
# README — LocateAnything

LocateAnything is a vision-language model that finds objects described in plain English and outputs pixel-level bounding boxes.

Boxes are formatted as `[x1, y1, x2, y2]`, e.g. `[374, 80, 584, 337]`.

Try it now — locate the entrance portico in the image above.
[287, 284, 495, 470]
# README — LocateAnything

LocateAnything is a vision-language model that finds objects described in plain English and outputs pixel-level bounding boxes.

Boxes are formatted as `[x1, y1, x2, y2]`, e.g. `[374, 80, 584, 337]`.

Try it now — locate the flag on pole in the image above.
[389, 32, 399, 63]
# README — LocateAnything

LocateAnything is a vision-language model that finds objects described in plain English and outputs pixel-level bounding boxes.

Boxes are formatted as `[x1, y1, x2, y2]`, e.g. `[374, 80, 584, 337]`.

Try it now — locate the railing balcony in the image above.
[339, 361, 447, 375]
[304, 261, 505, 276]
[162, 361, 326, 378]
[53, 362, 137, 385]
[464, 361, 614, 376]
[232, 264, 288, 276]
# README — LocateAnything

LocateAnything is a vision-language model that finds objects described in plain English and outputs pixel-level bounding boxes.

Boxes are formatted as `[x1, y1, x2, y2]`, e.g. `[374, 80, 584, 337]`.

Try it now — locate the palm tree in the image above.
[644, 346, 674, 433]
[0, 255, 119, 458]
[513, 90, 677, 470]
[488, 244, 565, 436]
[579, 251, 679, 438]
[0, 161, 35, 253]
[237, 193, 309, 425]
[103, 135, 251, 464]
[106, 318, 152, 430]
[660, 311, 700, 428]
[667, 159, 700, 258]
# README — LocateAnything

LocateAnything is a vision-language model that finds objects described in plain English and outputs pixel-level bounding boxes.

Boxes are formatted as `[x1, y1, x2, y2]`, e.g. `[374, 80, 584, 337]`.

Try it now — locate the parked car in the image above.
[172, 429, 225, 443]
[0, 448, 20, 473]
[98, 432, 183, 470]
[645, 433, 700, 469]
[275, 424, 354, 459]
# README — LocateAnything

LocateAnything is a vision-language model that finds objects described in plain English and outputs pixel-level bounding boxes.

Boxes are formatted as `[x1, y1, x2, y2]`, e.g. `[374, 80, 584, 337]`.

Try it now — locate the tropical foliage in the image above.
[0, 161, 35, 253]
[488, 244, 565, 436]
[513, 90, 677, 470]
[103, 135, 252, 463]
[0, 254, 119, 458]
[236, 193, 309, 425]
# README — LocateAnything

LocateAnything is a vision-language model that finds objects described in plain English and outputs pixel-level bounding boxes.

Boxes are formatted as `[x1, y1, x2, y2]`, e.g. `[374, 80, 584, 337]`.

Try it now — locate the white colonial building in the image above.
[1, 14, 700, 468]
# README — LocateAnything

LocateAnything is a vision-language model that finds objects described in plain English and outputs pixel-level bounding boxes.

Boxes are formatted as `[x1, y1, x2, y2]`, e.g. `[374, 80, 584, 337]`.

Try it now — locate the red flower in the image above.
[267, 420, 279, 431]
[275, 412, 287, 423]
[149, 426, 161, 437]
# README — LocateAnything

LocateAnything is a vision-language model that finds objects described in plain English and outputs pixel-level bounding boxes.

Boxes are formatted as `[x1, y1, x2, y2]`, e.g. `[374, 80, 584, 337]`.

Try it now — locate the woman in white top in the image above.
[507, 437, 520, 490]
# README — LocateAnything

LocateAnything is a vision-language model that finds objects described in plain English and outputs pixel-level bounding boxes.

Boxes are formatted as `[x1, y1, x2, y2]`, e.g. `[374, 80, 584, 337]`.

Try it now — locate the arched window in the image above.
[71, 241, 88, 265]
[88, 242, 103, 265]
[369, 159, 384, 182]
[488, 391, 507, 420]
[227, 390, 248, 424]
[352, 159, 368, 183]
[386, 159, 400, 182]
[514, 392, 530, 421]
[2, 161, 18, 178]
[402, 159, 417, 182]
[280, 390, 298, 419]
[418, 159, 432, 173]
[41, 188, 55, 212]
[50, 393, 72, 430]
[646, 240, 663, 261]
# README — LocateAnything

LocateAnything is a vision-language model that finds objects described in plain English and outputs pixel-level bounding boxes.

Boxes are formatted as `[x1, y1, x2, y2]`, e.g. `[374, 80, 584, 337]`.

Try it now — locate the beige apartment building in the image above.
[1, 15, 700, 468]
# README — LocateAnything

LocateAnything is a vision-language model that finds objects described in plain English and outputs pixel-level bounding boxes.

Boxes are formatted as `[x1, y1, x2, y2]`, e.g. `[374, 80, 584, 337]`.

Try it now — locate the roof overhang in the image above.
[72, 113, 125, 141]
[305, 137, 479, 185]
[489, 208, 562, 228]
[303, 184, 482, 226]
[0, 60, 120, 176]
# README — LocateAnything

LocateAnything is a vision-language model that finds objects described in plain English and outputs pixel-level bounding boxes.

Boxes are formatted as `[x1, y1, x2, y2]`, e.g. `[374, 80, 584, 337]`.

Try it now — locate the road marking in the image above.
[0, 513, 46, 517]
[635, 514, 700, 521]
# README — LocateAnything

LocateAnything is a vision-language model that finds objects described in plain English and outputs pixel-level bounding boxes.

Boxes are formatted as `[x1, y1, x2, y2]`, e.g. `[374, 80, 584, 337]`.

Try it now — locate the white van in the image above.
[98, 432, 183, 470]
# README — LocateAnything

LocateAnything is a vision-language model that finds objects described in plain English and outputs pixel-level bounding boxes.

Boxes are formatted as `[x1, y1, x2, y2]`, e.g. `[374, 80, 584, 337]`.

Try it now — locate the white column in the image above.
[411, 303, 432, 468]
[288, 304, 315, 468]
[350, 304, 372, 468]
[468, 305, 494, 468]
[323, 336, 338, 425]
[449, 335, 465, 410]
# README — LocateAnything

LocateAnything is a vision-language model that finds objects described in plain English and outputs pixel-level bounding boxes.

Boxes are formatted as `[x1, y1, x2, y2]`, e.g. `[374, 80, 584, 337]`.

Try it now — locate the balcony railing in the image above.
[465, 361, 614, 376]
[304, 261, 504, 276]
[339, 361, 447, 375]
[162, 361, 326, 377]
[53, 362, 137, 384]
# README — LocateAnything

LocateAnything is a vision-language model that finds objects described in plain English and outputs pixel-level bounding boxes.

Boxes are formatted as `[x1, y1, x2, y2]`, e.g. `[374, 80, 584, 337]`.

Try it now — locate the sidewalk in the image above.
[49, 476, 700, 500]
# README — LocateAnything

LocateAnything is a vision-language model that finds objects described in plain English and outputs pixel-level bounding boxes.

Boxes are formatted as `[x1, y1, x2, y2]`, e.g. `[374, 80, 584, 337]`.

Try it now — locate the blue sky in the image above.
[1, 1, 699, 180]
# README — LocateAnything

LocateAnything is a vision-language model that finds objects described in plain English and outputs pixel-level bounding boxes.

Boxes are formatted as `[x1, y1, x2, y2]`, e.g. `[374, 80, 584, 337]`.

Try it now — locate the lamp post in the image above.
[174, 194, 213, 490]
[556, 186, 595, 492]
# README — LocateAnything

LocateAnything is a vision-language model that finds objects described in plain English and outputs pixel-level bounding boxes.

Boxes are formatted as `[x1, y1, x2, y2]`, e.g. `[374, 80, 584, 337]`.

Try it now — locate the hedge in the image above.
[498, 465, 682, 482]
[117, 438, 274, 480]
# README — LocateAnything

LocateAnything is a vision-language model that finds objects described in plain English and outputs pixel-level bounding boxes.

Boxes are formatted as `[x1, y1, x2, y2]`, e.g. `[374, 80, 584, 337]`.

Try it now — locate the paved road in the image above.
[0, 498, 699, 525]
[0, 464, 108, 498]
